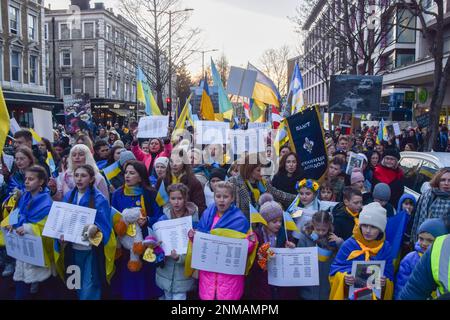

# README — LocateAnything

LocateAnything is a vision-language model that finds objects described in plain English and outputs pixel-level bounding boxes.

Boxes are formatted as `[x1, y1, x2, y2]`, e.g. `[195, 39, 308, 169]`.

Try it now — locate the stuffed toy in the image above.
[113, 207, 146, 272]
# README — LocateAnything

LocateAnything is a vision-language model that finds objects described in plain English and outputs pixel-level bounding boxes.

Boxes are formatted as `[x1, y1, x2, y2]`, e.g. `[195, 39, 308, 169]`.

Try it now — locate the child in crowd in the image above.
[350, 169, 371, 205]
[156, 183, 199, 300]
[297, 211, 341, 300]
[326, 157, 346, 201]
[371, 183, 396, 217]
[246, 193, 296, 300]
[394, 218, 447, 299]
[331, 187, 363, 241]
[187, 181, 256, 300]
[289, 179, 321, 240]
[204, 168, 227, 208]
[318, 182, 336, 202]
[329, 202, 394, 300]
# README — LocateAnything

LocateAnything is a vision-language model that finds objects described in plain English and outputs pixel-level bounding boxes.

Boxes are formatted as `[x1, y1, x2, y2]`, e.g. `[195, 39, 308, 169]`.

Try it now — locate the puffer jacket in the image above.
[395, 242, 423, 300]
[155, 202, 199, 293]
[131, 140, 172, 173]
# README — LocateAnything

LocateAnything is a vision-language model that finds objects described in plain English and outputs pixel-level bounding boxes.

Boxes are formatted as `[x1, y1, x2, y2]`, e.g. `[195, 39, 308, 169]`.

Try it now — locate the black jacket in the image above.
[331, 202, 357, 241]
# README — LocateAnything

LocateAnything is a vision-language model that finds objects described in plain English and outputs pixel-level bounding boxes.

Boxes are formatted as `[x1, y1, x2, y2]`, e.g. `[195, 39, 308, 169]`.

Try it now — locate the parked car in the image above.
[399, 152, 450, 199]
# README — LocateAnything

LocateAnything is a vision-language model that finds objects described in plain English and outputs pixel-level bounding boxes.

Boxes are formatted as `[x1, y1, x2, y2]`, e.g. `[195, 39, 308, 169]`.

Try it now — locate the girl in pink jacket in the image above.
[188, 181, 256, 300]
[130, 132, 172, 174]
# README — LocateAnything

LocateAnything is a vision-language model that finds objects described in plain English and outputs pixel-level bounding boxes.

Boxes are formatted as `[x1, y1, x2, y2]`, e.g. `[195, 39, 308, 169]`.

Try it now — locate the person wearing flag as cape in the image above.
[54, 164, 116, 300]
[185, 181, 257, 300]
[329, 202, 394, 300]
[4, 165, 55, 299]
[246, 193, 297, 300]
[155, 183, 199, 300]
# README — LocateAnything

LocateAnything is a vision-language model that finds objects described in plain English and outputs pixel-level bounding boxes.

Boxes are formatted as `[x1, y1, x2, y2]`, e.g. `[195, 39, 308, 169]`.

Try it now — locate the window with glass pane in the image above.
[84, 23, 94, 38]
[397, 9, 416, 43]
[396, 53, 415, 68]
[60, 23, 70, 39]
[44, 24, 48, 40]
[106, 51, 112, 66]
[62, 51, 71, 66]
[84, 49, 94, 67]
[63, 78, 72, 95]
[106, 25, 111, 40]
[28, 15, 36, 40]
[11, 51, 20, 81]
[9, 6, 19, 34]
[84, 77, 95, 97]
[29, 56, 37, 83]
[116, 80, 121, 99]
[107, 78, 112, 98]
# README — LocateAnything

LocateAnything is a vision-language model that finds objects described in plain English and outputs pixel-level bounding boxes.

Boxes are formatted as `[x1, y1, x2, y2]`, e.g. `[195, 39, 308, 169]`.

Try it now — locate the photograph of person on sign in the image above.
[329, 75, 382, 113]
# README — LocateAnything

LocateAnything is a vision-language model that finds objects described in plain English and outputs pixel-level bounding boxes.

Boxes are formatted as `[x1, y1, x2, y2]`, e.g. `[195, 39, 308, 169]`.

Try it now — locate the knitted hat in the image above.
[359, 202, 387, 233]
[119, 151, 136, 167]
[418, 218, 448, 238]
[113, 140, 125, 148]
[154, 157, 169, 168]
[209, 168, 226, 182]
[372, 183, 391, 202]
[351, 170, 365, 185]
[259, 193, 283, 223]
[383, 148, 400, 160]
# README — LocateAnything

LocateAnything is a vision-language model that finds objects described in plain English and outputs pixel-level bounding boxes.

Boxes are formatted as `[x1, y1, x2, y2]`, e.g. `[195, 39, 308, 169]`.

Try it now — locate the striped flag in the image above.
[249, 202, 267, 226]
[46, 151, 57, 174]
[29, 128, 42, 145]
[155, 180, 169, 207]
[283, 211, 299, 232]
[103, 161, 121, 182]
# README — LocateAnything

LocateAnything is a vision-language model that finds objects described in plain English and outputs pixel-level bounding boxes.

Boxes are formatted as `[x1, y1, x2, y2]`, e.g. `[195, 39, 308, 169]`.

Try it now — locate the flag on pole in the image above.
[211, 59, 233, 121]
[29, 128, 42, 145]
[249, 99, 266, 123]
[0, 87, 10, 156]
[283, 211, 299, 232]
[248, 63, 281, 107]
[376, 118, 387, 144]
[174, 93, 194, 132]
[137, 67, 161, 116]
[103, 161, 121, 182]
[200, 78, 215, 121]
[271, 105, 282, 129]
[46, 151, 57, 175]
[155, 180, 169, 207]
[274, 119, 289, 156]
[288, 62, 305, 115]
[250, 202, 267, 226]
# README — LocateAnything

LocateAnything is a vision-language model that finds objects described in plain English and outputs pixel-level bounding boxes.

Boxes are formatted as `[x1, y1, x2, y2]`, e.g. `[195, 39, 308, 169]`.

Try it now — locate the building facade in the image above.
[45, 0, 172, 127]
[0, 0, 61, 127]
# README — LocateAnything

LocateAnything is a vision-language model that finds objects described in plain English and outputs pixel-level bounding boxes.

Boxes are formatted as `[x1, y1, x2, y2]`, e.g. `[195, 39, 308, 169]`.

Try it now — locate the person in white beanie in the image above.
[150, 157, 169, 188]
[329, 202, 395, 300]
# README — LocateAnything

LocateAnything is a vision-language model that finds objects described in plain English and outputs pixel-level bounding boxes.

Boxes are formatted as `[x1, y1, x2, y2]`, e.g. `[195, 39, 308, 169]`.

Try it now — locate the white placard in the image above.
[247, 122, 270, 130]
[43, 202, 96, 246]
[5, 230, 45, 267]
[10, 118, 21, 135]
[230, 129, 257, 155]
[137, 116, 169, 138]
[268, 247, 319, 287]
[191, 231, 248, 275]
[195, 121, 230, 145]
[32, 108, 54, 143]
[393, 123, 401, 136]
[2, 153, 14, 172]
[153, 216, 192, 256]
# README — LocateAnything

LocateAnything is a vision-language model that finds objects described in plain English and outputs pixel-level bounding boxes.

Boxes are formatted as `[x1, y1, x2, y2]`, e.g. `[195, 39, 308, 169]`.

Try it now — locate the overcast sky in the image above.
[45, 0, 300, 77]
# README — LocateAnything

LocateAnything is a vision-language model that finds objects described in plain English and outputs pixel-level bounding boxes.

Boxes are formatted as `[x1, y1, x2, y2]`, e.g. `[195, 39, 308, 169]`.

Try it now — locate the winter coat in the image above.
[395, 242, 423, 300]
[271, 172, 301, 195]
[331, 202, 357, 241]
[372, 164, 405, 207]
[196, 204, 255, 300]
[131, 140, 172, 173]
[228, 175, 296, 219]
[155, 202, 199, 293]
[57, 171, 109, 203]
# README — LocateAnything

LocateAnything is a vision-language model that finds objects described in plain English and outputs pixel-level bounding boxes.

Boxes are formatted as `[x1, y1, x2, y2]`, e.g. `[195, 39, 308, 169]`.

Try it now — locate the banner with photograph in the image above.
[63, 93, 92, 134]
[285, 106, 328, 181]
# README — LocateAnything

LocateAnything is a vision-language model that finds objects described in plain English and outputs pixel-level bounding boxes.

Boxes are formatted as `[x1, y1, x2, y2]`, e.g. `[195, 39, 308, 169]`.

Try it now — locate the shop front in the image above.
[91, 99, 139, 128]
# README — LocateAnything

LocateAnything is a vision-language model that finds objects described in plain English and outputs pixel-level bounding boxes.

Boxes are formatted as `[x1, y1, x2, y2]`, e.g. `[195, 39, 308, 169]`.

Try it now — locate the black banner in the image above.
[286, 106, 328, 181]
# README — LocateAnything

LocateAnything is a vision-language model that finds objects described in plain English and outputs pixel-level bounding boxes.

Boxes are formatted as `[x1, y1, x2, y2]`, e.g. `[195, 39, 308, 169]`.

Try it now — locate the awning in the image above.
[3, 91, 63, 107]
[109, 108, 132, 117]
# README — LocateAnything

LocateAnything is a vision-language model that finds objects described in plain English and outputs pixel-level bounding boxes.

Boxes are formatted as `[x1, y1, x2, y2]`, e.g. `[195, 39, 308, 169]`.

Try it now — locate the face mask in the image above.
[310, 231, 319, 241]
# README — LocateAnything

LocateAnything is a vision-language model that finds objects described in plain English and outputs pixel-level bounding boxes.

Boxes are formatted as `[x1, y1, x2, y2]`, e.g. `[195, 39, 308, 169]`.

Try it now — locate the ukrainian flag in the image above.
[0, 87, 10, 156]
[29, 128, 42, 145]
[376, 118, 387, 144]
[200, 79, 215, 121]
[155, 180, 169, 207]
[249, 202, 267, 226]
[0, 207, 19, 228]
[103, 161, 121, 182]
[46, 151, 57, 174]
[248, 63, 281, 107]
[174, 93, 194, 132]
[283, 211, 299, 232]
[274, 119, 289, 156]
[211, 58, 233, 121]
[288, 62, 305, 115]
[249, 99, 266, 123]
[137, 67, 161, 116]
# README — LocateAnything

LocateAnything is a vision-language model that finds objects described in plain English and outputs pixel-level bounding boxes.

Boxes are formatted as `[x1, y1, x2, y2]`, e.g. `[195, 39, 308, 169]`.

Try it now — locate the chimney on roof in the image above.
[94, 3, 105, 10]
[70, 0, 90, 10]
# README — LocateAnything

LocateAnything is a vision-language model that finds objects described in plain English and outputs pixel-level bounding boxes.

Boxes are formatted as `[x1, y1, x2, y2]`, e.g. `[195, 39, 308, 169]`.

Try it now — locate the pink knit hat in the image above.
[351, 170, 365, 185]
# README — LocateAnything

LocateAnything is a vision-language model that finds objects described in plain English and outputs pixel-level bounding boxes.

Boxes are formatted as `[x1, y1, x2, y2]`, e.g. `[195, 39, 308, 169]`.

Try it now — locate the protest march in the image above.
[1, 0, 450, 303]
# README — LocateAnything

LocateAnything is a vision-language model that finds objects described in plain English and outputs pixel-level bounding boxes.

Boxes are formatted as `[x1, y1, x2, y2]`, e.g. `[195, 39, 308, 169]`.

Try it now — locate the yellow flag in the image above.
[200, 80, 215, 121]
[0, 87, 10, 156]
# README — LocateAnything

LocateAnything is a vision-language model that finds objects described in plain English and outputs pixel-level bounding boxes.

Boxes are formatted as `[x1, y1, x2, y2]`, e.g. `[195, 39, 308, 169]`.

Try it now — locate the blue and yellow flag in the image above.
[274, 119, 289, 156]
[283, 211, 299, 232]
[249, 99, 266, 123]
[137, 67, 161, 116]
[103, 161, 121, 182]
[46, 151, 57, 174]
[155, 180, 169, 207]
[29, 128, 42, 145]
[0, 87, 10, 156]
[200, 79, 215, 121]
[376, 118, 387, 144]
[211, 59, 233, 121]
[249, 202, 267, 226]
[288, 62, 305, 115]
[248, 63, 281, 107]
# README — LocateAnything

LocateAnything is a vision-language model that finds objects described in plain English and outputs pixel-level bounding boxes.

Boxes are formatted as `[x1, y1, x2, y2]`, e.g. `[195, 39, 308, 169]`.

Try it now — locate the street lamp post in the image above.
[191, 49, 219, 78]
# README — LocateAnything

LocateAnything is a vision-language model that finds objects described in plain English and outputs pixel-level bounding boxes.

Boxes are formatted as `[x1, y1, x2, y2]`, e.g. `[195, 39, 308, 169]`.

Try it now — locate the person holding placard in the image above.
[186, 181, 257, 300]
[110, 161, 163, 300]
[7, 166, 55, 299]
[297, 211, 340, 300]
[329, 202, 394, 300]
[55, 164, 116, 300]
[156, 183, 199, 300]
[246, 194, 296, 300]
